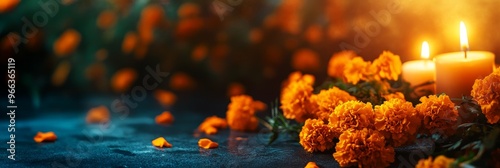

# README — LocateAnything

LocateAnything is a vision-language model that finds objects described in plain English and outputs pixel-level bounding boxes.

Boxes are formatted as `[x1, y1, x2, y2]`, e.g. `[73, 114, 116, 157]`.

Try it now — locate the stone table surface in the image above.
[0, 96, 432, 168]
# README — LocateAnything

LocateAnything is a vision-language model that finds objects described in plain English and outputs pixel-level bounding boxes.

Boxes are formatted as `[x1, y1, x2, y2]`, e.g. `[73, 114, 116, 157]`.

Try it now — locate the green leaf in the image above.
[458, 123, 476, 128]
[268, 131, 279, 145]
[461, 140, 481, 150]
[448, 139, 462, 150]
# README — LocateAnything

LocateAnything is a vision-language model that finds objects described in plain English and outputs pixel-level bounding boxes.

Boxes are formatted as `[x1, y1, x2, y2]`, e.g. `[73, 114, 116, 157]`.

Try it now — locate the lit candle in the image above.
[402, 41, 436, 95]
[434, 21, 495, 98]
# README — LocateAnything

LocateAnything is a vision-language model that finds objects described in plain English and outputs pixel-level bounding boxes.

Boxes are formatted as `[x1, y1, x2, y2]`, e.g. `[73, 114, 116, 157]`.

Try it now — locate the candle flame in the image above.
[460, 21, 469, 50]
[421, 41, 430, 59]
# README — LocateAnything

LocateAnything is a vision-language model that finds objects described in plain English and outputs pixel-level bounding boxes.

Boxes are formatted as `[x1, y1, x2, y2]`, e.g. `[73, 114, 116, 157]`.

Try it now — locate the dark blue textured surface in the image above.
[1, 107, 432, 168]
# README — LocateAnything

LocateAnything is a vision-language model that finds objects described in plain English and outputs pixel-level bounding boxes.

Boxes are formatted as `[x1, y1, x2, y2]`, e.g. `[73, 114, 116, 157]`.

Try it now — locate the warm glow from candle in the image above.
[460, 21, 469, 50]
[421, 41, 429, 59]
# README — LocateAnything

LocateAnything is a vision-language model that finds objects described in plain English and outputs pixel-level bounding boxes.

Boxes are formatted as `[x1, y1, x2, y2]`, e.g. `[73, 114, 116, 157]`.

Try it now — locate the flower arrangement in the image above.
[261, 50, 500, 167]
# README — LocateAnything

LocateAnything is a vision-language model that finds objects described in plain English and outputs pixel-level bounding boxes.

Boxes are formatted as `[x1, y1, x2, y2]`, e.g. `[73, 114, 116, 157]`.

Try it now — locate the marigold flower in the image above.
[291, 48, 321, 72]
[111, 68, 137, 93]
[374, 98, 421, 147]
[226, 95, 259, 131]
[97, 10, 117, 29]
[122, 32, 138, 54]
[155, 111, 174, 125]
[227, 110, 258, 132]
[51, 61, 71, 87]
[304, 161, 319, 168]
[415, 155, 455, 168]
[252, 100, 267, 112]
[0, 0, 20, 13]
[281, 72, 316, 122]
[382, 92, 405, 101]
[169, 72, 196, 91]
[370, 51, 402, 81]
[151, 137, 172, 148]
[34, 132, 57, 143]
[310, 87, 356, 121]
[86, 105, 110, 124]
[343, 57, 371, 84]
[327, 50, 356, 78]
[53, 29, 81, 57]
[197, 116, 227, 135]
[154, 90, 177, 107]
[299, 119, 336, 153]
[333, 129, 395, 168]
[198, 138, 218, 149]
[471, 71, 500, 124]
[281, 71, 315, 90]
[328, 101, 374, 135]
[415, 95, 458, 136]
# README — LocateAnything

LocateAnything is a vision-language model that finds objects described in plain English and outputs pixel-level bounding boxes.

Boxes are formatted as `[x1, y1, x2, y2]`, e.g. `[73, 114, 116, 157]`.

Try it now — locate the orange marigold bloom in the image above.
[226, 95, 259, 131]
[252, 100, 267, 112]
[122, 32, 138, 54]
[328, 101, 374, 135]
[327, 50, 356, 78]
[155, 111, 174, 125]
[383, 92, 405, 101]
[333, 129, 395, 168]
[197, 116, 227, 135]
[111, 68, 137, 93]
[304, 161, 319, 168]
[415, 155, 455, 168]
[415, 95, 458, 136]
[198, 138, 218, 149]
[169, 72, 196, 91]
[97, 10, 117, 29]
[86, 105, 110, 124]
[0, 0, 20, 13]
[154, 90, 177, 107]
[34, 132, 57, 143]
[310, 87, 356, 121]
[281, 71, 315, 91]
[53, 29, 81, 57]
[370, 51, 402, 81]
[151, 137, 172, 148]
[299, 119, 336, 153]
[471, 71, 500, 124]
[343, 57, 371, 84]
[374, 98, 421, 147]
[281, 72, 316, 122]
[291, 48, 321, 72]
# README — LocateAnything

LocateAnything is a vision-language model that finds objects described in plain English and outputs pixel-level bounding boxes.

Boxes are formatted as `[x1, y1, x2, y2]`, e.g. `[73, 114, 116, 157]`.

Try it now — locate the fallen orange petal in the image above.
[197, 116, 227, 135]
[305, 162, 319, 168]
[152, 137, 172, 148]
[198, 138, 218, 149]
[86, 105, 110, 124]
[34, 132, 57, 143]
[155, 111, 174, 125]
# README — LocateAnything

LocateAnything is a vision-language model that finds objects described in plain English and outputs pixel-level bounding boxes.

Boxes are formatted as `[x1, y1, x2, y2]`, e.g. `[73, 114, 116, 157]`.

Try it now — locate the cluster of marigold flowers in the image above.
[471, 68, 500, 125]
[327, 50, 402, 85]
[280, 51, 462, 167]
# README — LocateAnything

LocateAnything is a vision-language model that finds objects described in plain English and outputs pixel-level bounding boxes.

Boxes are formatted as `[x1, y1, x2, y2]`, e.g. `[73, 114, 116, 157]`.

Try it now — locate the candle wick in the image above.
[463, 46, 468, 59]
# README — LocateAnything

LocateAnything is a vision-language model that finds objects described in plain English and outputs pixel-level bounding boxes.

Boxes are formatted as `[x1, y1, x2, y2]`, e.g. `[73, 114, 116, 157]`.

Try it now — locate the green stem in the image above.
[460, 145, 485, 166]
